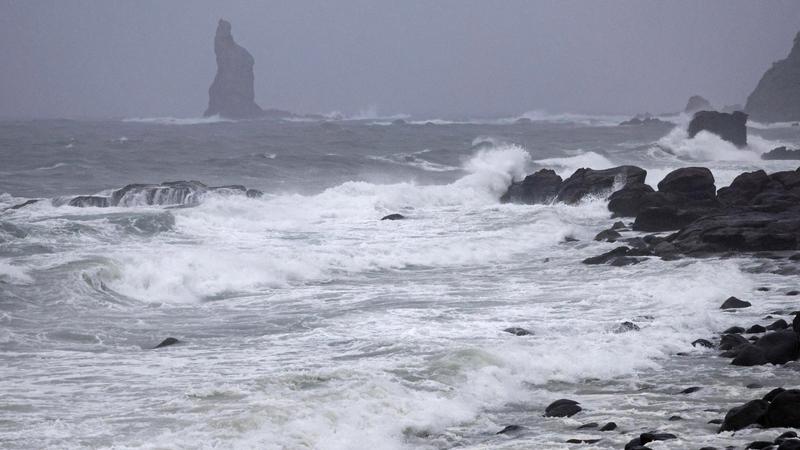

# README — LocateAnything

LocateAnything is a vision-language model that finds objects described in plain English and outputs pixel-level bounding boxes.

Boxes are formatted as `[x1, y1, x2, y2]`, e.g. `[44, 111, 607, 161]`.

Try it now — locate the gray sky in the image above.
[1, 0, 799, 119]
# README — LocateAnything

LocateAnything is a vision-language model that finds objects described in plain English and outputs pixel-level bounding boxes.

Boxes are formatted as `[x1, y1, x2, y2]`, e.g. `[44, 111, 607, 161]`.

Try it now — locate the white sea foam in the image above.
[534, 151, 616, 178]
[0, 261, 33, 284]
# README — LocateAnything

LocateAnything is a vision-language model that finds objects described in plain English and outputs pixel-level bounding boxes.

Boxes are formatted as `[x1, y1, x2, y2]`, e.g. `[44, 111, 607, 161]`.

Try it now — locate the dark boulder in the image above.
[582, 246, 630, 265]
[501, 169, 563, 204]
[763, 389, 800, 428]
[594, 229, 621, 242]
[577, 422, 598, 429]
[556, 166, 646, 204]
[765, 388, 787, 403]
[763, 147, 800, 161]
[68, 195, 111, 208]
[732, 344, 769, 366]
[680, 386, 702, 394]
[717, 170, 772, 206]
[608, 182, 655, 217]
[720, 333, 749, 350]
[692, 338, 714, 348]
[496, 424, 524, 435]
[614, 321, 640, 333]
[719, 399, 769, 432]
[688, 110, 748, 148]
[657, 167, 717, 202]
[766, 319, 788, 331]
[724, 326, 745, 334]
[747, 325, 767, 334]
[632, 206, 702, 232]
[544, 399, 582, 417]
[599, 422, 617, 431]
[381, 213, 406, 221]
[720, 296, 752, 309]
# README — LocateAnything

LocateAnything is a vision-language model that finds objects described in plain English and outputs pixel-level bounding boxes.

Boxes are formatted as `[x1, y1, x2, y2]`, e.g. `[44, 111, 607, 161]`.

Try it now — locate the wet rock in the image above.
[733, 330, 800, 366]
[747, 441, 776, 449]
[245, 189, 264, 198]
[582, 246, 630, 265]
[153, 337, 180, 349]
[608, 182, 655, 217]
[763, 389, 800, 428]
[688, 110, 748, 148]
[599, 422, 617, 431]
[758, 287, 771, 291]
[566, 438, 601, 444]
[633, 206, 701, 232]
[719, 333, 749, 350]
[680, 386, 702, 394]
[692, 339, 714, 348]
[609, 256, 642, 266]
[496, 424, 524, 435]
[381, 213, 406, 221]
[556, 166, 647, 204]
[732, 344, 770, 366]
[747, 383, 764, 389]
[503, 327, 533, 336]
[719, 399, 769, 432]
[724, 326, 746, 334]
[614, 321, 640, 333]
[68, 195, 111, 208]
[612, 221, 627, 230]
[747, 325, 767, 334]
[5, 199, 40, 211]
[577, 422, 598, 429]
[594, 229, 621, 242]
[766, 319, 788, 331]
[721, 296, 752, 309]
[657, 167, 718, 202]
[544, 399, 582, 417]
[501, 169, 563, 204]
[668, 415, 683, 421]
[717, 170, 772, 206]
[708, 419, 723, 425]
[764, 388, 787, 403]
[787, 290, 799, 296]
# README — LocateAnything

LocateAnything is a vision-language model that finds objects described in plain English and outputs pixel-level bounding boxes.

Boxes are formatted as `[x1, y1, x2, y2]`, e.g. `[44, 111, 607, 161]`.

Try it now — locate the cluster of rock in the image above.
[64, 180, 263, 208]
[618, 114, 673, 127]
[746, 31, 800, 123]
[504, 162, 800, 260]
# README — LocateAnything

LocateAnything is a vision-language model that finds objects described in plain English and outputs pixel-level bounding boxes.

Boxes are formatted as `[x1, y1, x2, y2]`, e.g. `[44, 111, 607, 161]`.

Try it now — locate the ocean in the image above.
[1, 113, 799, 449]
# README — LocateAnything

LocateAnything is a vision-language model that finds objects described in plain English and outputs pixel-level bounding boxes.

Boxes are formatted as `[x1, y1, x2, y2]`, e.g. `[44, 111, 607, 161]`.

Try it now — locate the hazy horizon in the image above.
[1, 0, 799, 120]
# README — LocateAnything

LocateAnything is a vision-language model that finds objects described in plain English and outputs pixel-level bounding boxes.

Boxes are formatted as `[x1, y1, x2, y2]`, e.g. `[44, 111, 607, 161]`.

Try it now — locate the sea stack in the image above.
[684, 95, 712, 113]
[204, 19, 264, 119]
[745, 31, 800, 123]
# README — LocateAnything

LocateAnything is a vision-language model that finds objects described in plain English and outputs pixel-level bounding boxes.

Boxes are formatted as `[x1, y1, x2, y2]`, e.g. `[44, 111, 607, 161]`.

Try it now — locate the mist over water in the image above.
[1, 114, 799, 449]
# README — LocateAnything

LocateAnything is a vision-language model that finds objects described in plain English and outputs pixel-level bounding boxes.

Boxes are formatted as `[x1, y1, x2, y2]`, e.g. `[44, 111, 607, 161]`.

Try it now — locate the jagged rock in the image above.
[204, 19, 265, 119]
[68, 195, 111, 208]
[720, 296, 751, 309]
[688, 110, 748, 148]
[504, 327, 533, 336]
[65, 180, 261, 209]
[685, 95, 712, 113]
[501, 169, 562, 204]
[763, 147, 800, 160]
[556, 166, 647, 204]
[746, 31, 800, 123]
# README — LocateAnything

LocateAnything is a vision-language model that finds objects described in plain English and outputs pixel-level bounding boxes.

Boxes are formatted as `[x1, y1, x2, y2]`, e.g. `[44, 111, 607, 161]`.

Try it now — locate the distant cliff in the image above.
[204, 19, 264, 119]
[745, 31, 800, 123]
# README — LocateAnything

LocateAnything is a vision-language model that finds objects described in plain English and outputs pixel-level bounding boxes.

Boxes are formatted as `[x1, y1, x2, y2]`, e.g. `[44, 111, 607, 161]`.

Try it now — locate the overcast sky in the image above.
[1, 0, 799, 119]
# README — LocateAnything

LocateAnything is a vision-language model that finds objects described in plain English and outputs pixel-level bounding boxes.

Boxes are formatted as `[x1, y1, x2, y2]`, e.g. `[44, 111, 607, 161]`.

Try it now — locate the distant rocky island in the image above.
[746, 31, 800, 122]
[204, 19, 292, 119]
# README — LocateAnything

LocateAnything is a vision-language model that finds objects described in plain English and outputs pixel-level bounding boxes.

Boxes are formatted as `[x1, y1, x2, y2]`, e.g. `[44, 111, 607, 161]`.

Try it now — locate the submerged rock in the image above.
[746, 31, 800, 123]
[153, 337, 180, 349]
[381, 213, 406, 221]
[503, 327, 533, 336]
[688, 110, 748, 148]
[204, 19, 265, 119]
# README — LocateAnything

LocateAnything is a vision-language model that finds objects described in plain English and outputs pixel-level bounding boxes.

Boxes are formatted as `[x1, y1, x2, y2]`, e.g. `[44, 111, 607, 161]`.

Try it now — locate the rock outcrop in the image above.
[684, 95, 712, 113]
[65, 181, 263, 208]
[204, 19, 265, 119]
[502, 166, 646, 206]
[687, 110, 748, 148]
[500, 169, 562, 204]
[763, 146, 800, 160]
[746, 31, 800, 123]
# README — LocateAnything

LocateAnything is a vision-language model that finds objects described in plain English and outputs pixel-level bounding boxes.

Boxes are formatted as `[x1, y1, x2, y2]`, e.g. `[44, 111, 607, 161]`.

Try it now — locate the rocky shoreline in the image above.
[498, 162, 800, 449]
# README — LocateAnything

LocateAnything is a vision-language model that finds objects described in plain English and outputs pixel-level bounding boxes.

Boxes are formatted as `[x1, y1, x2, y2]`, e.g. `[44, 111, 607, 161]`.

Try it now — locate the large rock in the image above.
[608, 182, 655, 217]
[556, 166, 646, 204]
[66, 181, 260, 208]
[685, 95, 712, 113]
[204, 19, 265, 119]
[501, 169, 563, 204]
[746, 31, 800, 123]
[717, 170, 772, 206]
[719, 399, 769, 432]
[763, 389, 800, 428]
[687, 110, 748, 148]
[657, 167, 717, 202]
